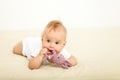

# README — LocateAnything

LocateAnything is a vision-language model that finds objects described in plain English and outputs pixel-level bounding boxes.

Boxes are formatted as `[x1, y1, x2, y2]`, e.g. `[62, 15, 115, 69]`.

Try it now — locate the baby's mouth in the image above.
[48, 49, 52, 52]
[48, 49, 54, 52]
[47, 49, 53, 55]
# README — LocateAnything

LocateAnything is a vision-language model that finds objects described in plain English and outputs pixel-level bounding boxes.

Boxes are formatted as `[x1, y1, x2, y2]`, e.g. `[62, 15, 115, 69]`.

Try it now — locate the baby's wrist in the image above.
[39, 53, 45, 58]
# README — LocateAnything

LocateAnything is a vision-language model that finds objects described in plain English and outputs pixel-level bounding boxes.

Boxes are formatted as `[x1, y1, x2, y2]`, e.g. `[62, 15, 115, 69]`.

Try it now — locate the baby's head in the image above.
[42, 20, 67, 53]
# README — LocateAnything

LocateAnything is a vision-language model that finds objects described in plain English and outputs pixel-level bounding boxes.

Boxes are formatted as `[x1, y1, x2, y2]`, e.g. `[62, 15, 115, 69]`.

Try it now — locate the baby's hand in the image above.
[40, 48, 48, 56]
[44, 50, 54, 63]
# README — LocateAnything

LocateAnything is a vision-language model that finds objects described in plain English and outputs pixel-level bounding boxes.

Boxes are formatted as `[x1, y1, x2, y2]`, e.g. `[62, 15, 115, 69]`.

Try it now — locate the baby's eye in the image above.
[47, 40, 50, 43]
[55, 42, 59, 44]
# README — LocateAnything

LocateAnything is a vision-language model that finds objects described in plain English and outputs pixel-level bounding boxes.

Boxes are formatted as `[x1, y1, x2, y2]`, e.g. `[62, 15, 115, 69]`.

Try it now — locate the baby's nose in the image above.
[50, 43, 55, 48]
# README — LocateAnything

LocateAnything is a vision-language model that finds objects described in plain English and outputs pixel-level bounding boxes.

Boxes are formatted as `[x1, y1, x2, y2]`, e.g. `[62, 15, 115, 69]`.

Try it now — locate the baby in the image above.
[12, 20, 77, 69]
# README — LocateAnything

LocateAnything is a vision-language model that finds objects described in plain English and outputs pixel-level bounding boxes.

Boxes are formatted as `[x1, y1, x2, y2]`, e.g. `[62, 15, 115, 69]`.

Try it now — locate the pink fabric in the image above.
[44, 50, 72, 69]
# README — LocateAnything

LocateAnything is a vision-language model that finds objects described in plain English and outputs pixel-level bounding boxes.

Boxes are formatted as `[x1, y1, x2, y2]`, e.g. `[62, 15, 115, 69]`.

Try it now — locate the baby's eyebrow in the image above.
[57, 40, 63, 43]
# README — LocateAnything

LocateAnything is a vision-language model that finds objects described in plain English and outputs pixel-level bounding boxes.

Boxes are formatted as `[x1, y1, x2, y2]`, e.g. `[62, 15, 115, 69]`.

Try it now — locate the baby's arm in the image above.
[28, 48, 48, 69]
[67, 55, 77, 66]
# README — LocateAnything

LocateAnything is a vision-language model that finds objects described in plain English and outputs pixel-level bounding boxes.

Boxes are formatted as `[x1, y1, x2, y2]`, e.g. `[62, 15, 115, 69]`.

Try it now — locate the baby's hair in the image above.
[42, 20, 67, 38]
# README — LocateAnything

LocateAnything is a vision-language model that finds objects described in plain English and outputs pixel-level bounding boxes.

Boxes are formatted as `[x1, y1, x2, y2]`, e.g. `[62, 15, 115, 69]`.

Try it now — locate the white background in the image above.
[0, 0, 120, 30]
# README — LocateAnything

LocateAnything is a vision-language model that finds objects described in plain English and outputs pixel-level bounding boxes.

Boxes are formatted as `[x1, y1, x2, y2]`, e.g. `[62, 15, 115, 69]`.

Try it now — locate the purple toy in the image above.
[44, 50, 72, 69]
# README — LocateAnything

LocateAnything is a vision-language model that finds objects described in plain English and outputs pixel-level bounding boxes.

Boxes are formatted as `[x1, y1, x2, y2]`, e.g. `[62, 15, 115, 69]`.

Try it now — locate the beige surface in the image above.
[0, 27, 120, 80]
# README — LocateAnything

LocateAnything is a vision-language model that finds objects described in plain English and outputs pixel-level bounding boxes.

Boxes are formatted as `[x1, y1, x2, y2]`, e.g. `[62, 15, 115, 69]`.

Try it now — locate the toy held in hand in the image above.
[44, 50, 72, 69]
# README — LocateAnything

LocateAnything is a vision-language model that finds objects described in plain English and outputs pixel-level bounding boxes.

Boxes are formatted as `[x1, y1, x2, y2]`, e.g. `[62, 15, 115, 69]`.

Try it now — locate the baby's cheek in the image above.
[43, 43, 48, 48]
[57, 47, 63, 52]
[56, 49, 61, 54]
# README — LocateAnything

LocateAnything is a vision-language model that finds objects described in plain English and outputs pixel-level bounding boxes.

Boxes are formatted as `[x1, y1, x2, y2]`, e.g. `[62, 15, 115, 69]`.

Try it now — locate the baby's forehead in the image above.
[46, 31, 66, 41]
[49, 26, 66, 32]
[43, 25, 67, 40]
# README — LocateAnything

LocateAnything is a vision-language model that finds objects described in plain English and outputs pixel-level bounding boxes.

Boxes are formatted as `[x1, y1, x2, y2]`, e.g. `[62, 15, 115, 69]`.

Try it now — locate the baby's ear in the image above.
[41, 38, 43, 42]
[41, 32, 45, 41]
[63, 41, 66, 46]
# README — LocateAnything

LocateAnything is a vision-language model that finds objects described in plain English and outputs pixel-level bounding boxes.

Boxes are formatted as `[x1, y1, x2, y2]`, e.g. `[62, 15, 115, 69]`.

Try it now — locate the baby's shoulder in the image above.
[60, 49, 71, 59]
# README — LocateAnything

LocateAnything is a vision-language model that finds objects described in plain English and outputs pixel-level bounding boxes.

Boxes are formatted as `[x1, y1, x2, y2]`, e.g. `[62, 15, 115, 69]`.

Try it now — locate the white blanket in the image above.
[0, 27, 120, 80]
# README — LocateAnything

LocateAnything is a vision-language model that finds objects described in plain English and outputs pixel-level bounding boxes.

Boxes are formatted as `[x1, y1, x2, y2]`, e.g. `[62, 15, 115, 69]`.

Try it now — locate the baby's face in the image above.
[42, 30, 66, 53]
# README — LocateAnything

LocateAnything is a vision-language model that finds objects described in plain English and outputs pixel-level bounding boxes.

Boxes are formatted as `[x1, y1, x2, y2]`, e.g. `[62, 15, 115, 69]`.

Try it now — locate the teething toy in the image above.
[44, 50, 72, 69]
